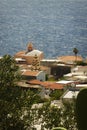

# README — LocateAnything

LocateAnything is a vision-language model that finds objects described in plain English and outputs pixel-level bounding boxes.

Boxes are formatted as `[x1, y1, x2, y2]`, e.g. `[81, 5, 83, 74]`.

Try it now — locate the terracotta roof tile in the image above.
[50, 83, 64, 89]
[41, 81, 53, 87]
[41, 81, 64, 90]
[27, 79, 42, 85]
[57, 55, 83, 63]
[22, 70, 40, 76]
[26, 80, 64, 90]
[15, 51, 25, 57]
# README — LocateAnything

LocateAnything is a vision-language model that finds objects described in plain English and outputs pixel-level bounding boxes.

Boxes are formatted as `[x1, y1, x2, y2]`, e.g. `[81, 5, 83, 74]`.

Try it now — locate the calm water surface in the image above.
[0, 0, 87, 58]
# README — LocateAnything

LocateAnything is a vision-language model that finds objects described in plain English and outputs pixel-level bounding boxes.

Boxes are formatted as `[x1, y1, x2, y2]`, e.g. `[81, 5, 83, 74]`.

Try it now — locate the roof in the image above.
[15, 49, 43, 58]
[76, 84, 87, 88]
[27, 79, 42, 85]
[57, 55, 83, 63]
[15, 58, 26, 61]
[41, 59, 60, 62]
[14, 51, 25, 57]
[22, 70, 41, 76]
[26, 80, 63, 90]
[49, 83, 64, 90]
[41, 81, 53, 87]
[26, 50, 43, 56]
[56, 80, 74, 84]
[63, 90, 79, 99]
[18, 81, 41, 89]
[41, 81, 64, 90]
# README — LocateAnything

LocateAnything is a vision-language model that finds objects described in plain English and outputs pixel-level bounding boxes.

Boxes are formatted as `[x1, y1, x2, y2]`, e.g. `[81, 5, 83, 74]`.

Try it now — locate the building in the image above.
[64, 66, 87, 82]
[14, 42, 44, 65]
[71, 66, 87, 75]
[40, 59, 71, 79]
[22, 70, 45, 81]
[57, 55, 83, 65]
[15, 58, 27, 64]
[40, 59, 61, 67]
[62, 90, 79, 102]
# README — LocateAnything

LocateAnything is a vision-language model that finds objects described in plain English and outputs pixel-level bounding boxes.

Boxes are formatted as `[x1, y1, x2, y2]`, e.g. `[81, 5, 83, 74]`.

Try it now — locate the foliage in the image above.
[52, 127, 67, 130]
[50, 90, 64, 100]
[37, 101, 77, 130]
[31, 54, 40, 71]
[0, 55, 37, 129]
[0, 55, 45, 129]
[76, 89, 87, 130]
[73, 48, 78, 56]
[0, 55, 22, 129]
[0, 87, 25, 129]
[62, 101, 77, 130]
[0, 55, 21, 87]
[73, 48, 79, 63]
[75, 61, 87, 66]
[48, 77, 56, 81]
[45, 74, 49, 81]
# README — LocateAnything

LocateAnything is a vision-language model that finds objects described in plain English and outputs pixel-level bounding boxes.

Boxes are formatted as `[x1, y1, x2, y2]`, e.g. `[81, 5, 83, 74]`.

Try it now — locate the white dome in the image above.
[26, 50, 42, 56]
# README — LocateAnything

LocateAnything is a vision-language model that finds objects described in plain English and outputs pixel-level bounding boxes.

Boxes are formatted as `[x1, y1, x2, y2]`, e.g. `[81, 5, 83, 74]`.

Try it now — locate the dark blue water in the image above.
[0, 0, 87, 58]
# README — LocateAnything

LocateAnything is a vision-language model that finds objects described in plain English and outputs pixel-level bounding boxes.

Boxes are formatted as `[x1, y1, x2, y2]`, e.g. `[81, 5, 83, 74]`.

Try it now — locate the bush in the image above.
[52, 127, 67, 130]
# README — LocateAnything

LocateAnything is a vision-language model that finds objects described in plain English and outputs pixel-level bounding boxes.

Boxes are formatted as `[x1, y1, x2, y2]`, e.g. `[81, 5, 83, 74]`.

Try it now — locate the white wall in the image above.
[37, 71, 46, 81]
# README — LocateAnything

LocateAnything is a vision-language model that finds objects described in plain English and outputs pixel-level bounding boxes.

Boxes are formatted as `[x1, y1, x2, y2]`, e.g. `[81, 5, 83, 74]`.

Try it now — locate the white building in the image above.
[62, 90, 79, 102]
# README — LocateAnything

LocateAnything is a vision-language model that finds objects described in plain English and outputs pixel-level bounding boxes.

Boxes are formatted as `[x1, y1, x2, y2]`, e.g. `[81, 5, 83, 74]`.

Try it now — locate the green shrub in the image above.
[52, 127, 67, 130]
[76, 61, 87, 66]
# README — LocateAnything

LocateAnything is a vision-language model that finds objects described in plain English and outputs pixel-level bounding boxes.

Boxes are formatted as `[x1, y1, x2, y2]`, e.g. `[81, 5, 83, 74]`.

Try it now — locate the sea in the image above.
[0, 0, 87, 58]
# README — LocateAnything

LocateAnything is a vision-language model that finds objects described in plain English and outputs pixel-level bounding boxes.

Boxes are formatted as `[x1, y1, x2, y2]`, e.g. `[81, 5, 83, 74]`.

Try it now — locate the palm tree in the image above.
[73, 48, 78, 62]
[31, 54, 40, 71]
